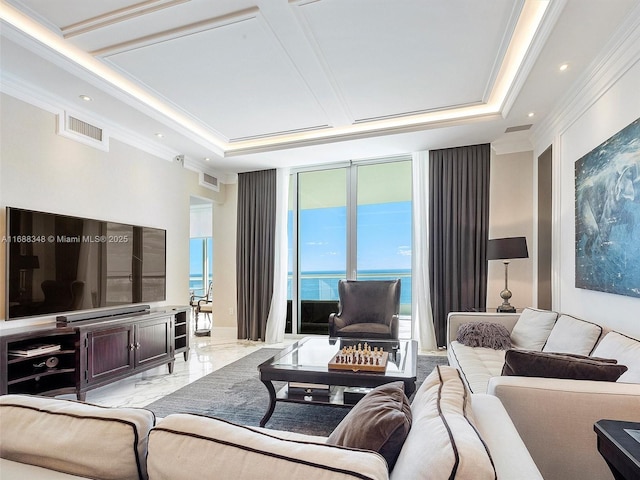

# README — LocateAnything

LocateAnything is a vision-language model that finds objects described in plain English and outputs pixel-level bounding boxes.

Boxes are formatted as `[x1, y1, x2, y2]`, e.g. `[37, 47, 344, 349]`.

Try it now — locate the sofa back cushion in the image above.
[390, 365, 496, 480]
[542, 314, 603, 355]
[148, 414, 389, 480]
[510, 308, 558, 350]
[592, 331, 640, 383]
[0, 394, 155, 480]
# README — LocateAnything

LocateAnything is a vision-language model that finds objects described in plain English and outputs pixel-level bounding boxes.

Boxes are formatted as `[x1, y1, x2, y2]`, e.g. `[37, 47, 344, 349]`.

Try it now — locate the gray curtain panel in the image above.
[429, 144, 490, 347]
[236, 169, 276, 341]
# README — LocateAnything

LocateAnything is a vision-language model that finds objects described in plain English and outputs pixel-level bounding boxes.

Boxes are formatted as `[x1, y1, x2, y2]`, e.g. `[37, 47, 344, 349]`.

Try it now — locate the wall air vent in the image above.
[68, 116, 103, 141]
[57, 112, 109, 151]
[200, 172, 220, 192]
[504, 124, 532, 133]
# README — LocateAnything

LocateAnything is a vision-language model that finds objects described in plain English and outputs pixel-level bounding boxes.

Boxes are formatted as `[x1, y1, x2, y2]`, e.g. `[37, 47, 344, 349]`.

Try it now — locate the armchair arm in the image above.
[488, 376, 640, 480]
[389, 314, 399, 340]
[447, 312, 520, 345]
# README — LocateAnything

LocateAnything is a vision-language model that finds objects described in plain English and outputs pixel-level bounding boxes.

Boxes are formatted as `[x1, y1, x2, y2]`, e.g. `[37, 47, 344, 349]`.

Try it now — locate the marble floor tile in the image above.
[58, 326, 294, 408]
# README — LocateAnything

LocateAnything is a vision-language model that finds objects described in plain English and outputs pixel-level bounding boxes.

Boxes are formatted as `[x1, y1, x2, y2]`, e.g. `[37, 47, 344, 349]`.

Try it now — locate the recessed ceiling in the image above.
[1, 0, 638, 177]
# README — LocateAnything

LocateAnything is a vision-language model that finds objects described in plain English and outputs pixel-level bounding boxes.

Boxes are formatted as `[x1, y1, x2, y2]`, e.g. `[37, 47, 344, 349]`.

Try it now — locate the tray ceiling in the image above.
[1, 0, 638, 175]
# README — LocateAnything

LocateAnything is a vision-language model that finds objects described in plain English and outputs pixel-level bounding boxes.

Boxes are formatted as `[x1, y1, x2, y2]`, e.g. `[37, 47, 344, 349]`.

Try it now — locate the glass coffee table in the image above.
[257, 337, 418, 427]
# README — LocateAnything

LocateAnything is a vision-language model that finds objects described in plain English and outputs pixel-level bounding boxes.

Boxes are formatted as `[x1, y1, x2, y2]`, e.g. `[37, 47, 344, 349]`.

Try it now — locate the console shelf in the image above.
[1, 306, 190, 400]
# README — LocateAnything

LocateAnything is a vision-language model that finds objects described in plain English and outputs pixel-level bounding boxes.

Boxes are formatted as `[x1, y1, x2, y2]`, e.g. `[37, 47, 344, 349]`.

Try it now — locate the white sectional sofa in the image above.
[0, 365, 542, 480]
[447, 308, 640, 480]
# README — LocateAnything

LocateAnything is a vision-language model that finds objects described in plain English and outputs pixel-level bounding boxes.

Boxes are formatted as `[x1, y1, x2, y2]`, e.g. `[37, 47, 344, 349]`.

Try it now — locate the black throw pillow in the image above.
[501, 349, 627, 381]
[327, 381, 411, 470]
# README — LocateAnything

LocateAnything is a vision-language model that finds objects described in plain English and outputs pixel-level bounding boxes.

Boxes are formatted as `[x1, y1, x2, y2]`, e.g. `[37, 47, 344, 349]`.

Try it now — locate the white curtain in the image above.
[265, 167, 290, 344]
[411, 151, 438, 351]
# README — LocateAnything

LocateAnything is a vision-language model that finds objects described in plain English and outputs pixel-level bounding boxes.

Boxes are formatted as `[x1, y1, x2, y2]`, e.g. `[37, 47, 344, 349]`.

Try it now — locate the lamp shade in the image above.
[487, 237, 528, 260]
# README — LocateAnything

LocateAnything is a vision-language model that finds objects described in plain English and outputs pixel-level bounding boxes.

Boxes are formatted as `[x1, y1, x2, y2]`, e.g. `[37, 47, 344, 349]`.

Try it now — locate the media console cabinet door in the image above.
[135, 316, 172, 367]
[84, 325, 135, 385]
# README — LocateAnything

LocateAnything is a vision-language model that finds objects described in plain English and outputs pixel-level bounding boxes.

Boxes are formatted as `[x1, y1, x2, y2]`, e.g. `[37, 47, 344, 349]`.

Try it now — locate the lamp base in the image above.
[497, 304, 516, 313]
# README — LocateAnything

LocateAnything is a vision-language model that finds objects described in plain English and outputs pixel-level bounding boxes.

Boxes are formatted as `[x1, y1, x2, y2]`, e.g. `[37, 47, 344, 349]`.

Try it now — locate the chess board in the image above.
[328, 345, 389, 373]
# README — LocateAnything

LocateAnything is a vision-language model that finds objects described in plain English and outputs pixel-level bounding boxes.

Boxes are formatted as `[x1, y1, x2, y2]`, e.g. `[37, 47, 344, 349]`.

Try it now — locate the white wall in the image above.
[535, 21, 640, 338]
[211, 182, 238, 328]
[0, 94, 222, 327]
[555, 59, 640, 337]
[487, 150, 534, 310]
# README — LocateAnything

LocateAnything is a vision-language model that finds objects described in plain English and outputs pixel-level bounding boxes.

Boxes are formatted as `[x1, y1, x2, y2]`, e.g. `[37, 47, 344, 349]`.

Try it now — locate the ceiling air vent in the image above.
[200, 172, 220, 192]
[504, 124, 533, 133]
[57, 112, 109, 151]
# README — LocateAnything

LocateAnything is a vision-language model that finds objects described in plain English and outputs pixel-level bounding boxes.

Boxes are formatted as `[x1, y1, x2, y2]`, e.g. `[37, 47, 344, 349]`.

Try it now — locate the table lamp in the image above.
[487, 237, 528, 313]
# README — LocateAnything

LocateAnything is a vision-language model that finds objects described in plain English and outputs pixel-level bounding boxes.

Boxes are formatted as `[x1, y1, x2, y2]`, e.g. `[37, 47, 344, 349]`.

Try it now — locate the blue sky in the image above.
[294, 201, 412, 272]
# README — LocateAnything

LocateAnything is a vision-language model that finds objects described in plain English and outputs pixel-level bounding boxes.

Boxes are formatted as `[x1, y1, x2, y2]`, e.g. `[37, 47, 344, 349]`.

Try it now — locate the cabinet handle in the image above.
[129, 344, 135, 351]
[135, 342, 141, 349]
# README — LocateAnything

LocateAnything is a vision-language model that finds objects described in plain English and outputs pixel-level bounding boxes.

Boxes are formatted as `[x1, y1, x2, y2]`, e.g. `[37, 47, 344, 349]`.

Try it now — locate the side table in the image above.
[594, 419, 640, 480]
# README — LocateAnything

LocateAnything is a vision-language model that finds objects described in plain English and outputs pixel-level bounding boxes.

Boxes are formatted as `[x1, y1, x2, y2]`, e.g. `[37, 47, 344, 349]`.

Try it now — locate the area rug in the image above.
[145, 348, 448, 436]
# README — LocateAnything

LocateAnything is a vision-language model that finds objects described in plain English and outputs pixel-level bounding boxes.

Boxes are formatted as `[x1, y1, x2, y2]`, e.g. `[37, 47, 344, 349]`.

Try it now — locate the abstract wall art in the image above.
[575, 116, 640, 298]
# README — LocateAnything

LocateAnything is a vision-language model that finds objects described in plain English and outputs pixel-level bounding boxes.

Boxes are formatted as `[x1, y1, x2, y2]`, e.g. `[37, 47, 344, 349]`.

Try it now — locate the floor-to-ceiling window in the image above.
[189, 199, 213, 298]
[286, 157, 412, 335]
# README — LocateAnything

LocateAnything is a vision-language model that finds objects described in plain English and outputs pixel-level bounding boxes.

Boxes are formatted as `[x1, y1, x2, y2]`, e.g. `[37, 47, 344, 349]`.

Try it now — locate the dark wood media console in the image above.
[0, 305, 189, 401]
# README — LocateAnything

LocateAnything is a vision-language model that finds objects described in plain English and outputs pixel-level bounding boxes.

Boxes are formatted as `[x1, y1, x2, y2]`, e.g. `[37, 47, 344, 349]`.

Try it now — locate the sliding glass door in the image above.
[287, 158, 412, 335]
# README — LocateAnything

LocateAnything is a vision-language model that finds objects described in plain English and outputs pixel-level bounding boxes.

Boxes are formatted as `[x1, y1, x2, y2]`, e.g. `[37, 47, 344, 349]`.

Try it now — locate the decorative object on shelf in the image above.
[487, 237, 529, 312]
[9, 343, 61, 357]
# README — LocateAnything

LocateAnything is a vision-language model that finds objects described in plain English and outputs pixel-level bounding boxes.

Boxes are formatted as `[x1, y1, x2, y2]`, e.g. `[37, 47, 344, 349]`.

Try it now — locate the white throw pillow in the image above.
[510, 308, 558, 350]
[542, 314, 603, 355]
[592, 332, 640, 383]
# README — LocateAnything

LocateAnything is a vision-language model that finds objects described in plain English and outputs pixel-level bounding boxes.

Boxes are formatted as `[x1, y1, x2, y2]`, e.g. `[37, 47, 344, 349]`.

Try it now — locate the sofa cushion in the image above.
[327, 381, 411, 470]
[456, 322, 512, 349]
[501, 349, 627, 381]
[448, 341, 507, 393]
[592, 331, 640, 383]
[0, 457, 94, 479]
[0, 394, 155, 480]
[390, 365, 496, 480]
[542, 314, 603, 355]
[148, 414, 388, 480]
[510, 308, 558, 350]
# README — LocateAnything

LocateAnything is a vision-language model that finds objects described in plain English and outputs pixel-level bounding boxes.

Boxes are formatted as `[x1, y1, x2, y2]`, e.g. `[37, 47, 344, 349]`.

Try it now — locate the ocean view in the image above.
[190, 269, 412, 305]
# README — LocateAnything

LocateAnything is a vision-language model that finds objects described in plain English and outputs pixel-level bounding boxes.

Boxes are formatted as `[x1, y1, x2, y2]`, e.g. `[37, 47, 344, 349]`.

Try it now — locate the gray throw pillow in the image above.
[456, 322, 512, 350]
[327, 381, 411, 470]
[501, 349, 627, 381]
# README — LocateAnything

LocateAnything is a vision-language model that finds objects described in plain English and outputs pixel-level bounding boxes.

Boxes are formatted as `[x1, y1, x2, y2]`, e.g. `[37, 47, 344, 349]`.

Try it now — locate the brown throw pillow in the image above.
[327, 381, 411, 470]
[501, 349, 627, 381]
[456, 322, 512, 349]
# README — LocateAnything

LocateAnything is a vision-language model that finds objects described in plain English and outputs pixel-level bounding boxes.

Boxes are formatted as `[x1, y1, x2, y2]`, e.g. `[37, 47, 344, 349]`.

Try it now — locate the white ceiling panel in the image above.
[294, 0, 521, 121]
[104, 14, 330, 140]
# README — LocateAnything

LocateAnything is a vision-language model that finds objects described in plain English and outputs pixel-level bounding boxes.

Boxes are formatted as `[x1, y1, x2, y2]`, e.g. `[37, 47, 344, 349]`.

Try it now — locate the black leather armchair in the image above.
[328, 279, 401, 339]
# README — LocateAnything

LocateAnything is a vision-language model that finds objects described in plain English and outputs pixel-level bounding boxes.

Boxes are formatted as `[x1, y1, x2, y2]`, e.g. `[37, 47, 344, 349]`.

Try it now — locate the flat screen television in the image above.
[6, 207, 166, 320]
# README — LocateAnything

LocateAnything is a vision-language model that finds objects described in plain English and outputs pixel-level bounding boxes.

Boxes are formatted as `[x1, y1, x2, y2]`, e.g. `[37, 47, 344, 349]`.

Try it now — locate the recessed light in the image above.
[155, 133, 164, 139]
[79, 95, 92, 101]
[528, 112, 535, 118]
[204, 157, 211, 162]
[559, 63, 569, 71]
